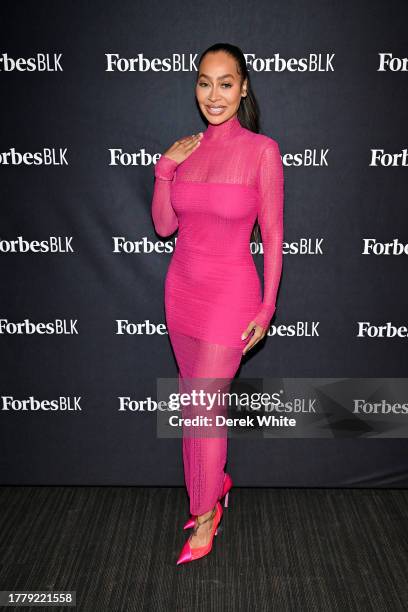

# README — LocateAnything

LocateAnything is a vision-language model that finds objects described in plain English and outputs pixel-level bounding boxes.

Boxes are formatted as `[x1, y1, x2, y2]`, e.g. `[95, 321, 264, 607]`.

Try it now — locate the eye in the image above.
[197, 82, 232, 88]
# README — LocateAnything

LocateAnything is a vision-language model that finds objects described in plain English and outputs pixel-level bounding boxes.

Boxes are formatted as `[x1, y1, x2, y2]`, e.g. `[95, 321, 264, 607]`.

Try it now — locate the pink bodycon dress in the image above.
[151, 113, 284, 516]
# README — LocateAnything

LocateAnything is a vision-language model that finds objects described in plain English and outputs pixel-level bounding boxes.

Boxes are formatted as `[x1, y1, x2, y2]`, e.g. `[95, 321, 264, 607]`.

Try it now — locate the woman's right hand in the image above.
[162, 132, 203, 164]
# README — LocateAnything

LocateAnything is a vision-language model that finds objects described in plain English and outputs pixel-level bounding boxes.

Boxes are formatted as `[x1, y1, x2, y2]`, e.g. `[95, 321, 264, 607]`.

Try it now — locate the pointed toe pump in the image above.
[177, 501, 223, 565]
[183, 472, 232, 530]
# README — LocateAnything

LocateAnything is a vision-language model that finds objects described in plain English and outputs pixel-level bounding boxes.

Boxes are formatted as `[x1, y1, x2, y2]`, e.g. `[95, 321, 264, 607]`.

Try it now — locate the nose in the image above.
[206, 85, 223, 104]
[207, 93, 223, 103]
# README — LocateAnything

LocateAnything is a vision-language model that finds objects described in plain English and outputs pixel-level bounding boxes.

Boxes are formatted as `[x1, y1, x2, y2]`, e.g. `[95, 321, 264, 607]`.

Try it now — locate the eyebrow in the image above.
[198, 73, 235, 80]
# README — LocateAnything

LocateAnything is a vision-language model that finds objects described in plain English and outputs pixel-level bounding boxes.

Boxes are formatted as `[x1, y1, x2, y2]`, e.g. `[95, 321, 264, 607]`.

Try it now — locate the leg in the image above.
[170, 330, 243, 516]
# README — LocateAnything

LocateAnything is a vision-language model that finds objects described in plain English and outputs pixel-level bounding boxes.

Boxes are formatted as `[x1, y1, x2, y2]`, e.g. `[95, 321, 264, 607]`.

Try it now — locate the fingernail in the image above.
[241, 333, 245, 340]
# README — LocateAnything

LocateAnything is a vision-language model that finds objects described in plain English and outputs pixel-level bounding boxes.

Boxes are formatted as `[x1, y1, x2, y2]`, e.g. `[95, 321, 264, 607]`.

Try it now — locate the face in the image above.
[196, 51, 247, 125]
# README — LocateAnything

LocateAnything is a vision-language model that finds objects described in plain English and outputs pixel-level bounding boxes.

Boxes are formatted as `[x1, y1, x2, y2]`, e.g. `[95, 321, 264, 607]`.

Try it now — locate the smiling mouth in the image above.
[206, 105, 226, 115]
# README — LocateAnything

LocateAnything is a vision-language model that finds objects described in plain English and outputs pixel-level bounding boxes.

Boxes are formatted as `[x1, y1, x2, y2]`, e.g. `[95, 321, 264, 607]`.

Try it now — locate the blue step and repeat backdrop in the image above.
[1, 0, 407, 486]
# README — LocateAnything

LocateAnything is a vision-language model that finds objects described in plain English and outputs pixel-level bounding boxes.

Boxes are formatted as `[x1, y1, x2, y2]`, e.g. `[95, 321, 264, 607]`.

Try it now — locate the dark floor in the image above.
[0, 486, 407, 611]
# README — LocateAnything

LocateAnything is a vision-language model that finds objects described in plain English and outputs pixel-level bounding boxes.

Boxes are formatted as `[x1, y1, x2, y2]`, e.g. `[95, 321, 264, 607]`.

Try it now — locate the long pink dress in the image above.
[151, 113, 284, 515]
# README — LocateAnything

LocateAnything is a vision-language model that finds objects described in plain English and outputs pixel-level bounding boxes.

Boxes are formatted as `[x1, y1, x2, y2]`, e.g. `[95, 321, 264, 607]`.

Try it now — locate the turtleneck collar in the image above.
[202, 113, 243, 142]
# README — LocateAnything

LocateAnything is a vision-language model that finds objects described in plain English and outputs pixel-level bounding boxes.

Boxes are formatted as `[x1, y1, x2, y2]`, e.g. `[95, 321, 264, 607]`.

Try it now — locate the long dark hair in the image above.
[196, 43, 262, 246]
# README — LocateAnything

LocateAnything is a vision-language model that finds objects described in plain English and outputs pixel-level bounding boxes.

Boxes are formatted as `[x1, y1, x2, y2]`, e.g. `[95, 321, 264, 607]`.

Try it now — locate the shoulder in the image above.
[257, 133, 280, 153]
[251, 135, 282, 174]
[242, 129, 280, 155]
[253, 134, 284, 185]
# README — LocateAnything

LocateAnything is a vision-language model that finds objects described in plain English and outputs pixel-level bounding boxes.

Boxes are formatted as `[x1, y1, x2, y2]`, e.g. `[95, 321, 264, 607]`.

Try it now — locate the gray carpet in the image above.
[0, 486, 407, 611]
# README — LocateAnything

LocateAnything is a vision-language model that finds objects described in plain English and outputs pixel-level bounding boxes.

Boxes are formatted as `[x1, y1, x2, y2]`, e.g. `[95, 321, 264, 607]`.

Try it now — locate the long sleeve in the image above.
[252, 141, 284, 329]
[151, 154, 179, 237]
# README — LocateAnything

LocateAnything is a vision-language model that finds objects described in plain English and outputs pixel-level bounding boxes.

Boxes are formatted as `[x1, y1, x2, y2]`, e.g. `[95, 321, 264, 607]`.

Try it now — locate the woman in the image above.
[151, 43, 284, 564]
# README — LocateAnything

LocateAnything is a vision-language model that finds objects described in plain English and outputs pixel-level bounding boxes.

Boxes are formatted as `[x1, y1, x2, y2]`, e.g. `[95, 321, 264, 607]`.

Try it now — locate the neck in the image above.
[203, 113, 243, 142]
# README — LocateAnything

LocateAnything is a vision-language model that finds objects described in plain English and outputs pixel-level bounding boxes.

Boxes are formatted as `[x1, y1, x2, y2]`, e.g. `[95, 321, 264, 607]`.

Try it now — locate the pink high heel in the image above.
[183, 472, 232, 530]
[176, 501, 223, 565]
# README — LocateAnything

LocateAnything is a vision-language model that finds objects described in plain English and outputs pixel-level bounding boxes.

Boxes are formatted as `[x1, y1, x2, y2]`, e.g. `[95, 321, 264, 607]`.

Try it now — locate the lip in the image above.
[206, 105, 226, 116]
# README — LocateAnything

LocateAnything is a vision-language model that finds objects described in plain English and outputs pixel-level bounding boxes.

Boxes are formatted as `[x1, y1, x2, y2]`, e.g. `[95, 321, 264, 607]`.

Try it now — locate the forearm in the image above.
[253, 223, 283, 328]
[151, 155, 179, 237]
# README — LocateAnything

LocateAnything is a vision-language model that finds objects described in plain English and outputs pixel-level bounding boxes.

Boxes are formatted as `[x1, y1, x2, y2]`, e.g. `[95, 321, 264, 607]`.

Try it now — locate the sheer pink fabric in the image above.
[151, 114, 284, 515]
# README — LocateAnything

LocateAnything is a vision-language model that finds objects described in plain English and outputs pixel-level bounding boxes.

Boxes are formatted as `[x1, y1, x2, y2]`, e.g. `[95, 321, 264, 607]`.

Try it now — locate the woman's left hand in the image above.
[241, 321, 267, 355]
